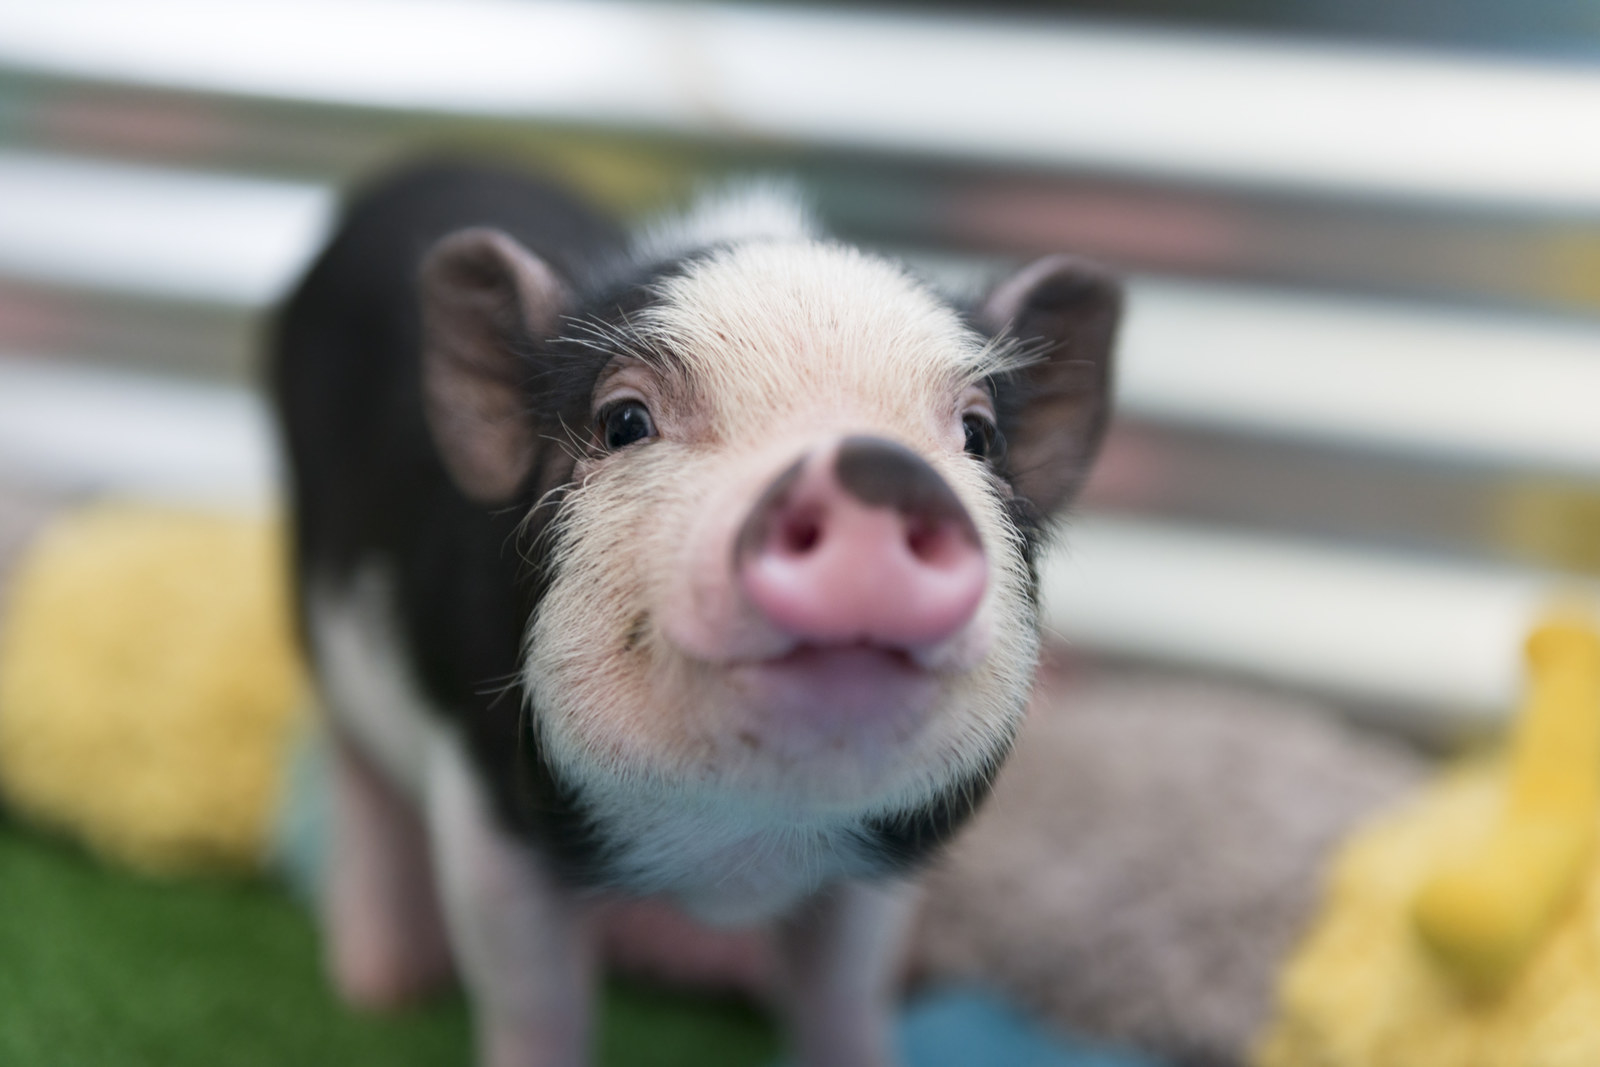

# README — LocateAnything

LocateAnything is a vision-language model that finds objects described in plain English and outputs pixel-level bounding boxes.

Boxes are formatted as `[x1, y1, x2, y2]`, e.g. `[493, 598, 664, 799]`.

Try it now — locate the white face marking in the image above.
[644, 241, 1000, 446]
[525, 237, 1039, 848]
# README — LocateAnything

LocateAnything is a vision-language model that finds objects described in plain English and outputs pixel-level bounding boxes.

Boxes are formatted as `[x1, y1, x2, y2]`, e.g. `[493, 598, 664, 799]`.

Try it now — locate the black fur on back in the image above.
[269, 162, 643, 877]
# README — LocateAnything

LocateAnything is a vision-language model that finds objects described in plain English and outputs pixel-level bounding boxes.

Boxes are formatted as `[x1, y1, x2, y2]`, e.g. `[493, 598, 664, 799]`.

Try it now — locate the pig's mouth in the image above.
[727, 641, 942, 733]
[769, 642, 917, 671]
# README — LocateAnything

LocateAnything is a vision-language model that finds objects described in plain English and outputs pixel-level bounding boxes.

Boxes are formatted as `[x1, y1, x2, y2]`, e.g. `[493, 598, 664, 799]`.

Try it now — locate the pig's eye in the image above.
[962, 413, 998, 459]
[599, 400, 656, 450]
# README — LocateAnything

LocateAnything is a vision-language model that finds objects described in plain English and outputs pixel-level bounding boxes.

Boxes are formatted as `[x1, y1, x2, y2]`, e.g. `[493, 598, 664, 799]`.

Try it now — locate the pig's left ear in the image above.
[979, 255, 1122, 519]
[419, 227, 568, 503]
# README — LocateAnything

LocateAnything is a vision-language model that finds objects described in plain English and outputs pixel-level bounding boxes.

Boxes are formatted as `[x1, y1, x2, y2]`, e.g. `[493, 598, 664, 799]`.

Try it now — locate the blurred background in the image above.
[2, 2, 1600, 1063]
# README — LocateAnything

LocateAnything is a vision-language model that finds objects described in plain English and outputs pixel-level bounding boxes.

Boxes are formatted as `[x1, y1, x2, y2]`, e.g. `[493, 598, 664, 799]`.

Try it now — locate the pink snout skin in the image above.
[738, 452, 988, 653]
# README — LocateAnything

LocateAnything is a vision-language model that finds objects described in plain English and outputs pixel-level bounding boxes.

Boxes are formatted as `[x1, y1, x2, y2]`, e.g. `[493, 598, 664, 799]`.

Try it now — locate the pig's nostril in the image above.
[779, 511, 823, 556]
[905, 518, 941, 564]
[915, 515, 934, 559]
[906, 516, 977, 568]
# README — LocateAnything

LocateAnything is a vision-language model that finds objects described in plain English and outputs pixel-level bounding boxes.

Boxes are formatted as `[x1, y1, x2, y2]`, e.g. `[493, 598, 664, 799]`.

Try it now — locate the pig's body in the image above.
[270, 163, 1119, 1066]
[275, 166, 611, 852]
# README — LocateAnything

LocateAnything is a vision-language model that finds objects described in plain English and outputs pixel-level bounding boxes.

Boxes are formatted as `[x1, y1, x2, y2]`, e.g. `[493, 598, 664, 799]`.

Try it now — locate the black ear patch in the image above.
[979, 255, 1122, 519]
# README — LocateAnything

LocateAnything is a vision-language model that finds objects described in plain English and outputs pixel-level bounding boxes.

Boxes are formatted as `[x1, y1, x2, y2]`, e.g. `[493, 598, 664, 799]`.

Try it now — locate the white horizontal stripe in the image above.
[1043, 515, 1591, 724]
[1118, 280, 1600, 476]
[0, 151, 332, 304]
[3, 149, 1597, 477]
[0, 354, 275, 506]
[1, 1, 1598, 210]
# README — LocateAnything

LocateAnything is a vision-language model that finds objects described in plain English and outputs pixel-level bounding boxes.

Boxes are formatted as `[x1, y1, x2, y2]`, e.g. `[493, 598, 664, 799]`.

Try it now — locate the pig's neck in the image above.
[579, 785, 885, 926]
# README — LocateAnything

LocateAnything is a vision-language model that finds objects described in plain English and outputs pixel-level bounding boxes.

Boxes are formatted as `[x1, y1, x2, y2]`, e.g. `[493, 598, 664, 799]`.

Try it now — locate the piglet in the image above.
[269, 163, 1120, 1067]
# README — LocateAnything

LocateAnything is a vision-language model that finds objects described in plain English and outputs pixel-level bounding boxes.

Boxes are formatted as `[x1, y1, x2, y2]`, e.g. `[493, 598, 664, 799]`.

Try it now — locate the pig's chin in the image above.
[694, 641, 962, 807]
[644, 610, 1002, 805]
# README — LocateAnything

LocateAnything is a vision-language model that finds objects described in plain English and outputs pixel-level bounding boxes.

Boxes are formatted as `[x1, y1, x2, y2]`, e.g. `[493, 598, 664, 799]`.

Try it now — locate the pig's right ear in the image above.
[979, 255, 1122, 520]
[419, 227, 568, 503]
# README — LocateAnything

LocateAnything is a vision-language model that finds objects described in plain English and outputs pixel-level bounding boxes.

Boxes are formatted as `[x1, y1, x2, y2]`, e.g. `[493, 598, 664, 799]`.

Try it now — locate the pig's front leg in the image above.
[426, 734, 596, 1067]
[324, 728, 455, 1008]
[776, 879, 922, 1067]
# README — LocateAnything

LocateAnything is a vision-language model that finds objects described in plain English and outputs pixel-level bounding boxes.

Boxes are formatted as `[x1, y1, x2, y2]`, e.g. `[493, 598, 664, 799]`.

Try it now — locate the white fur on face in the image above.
[525, 236, 1040, 907]
[644, 240, 1017, 445]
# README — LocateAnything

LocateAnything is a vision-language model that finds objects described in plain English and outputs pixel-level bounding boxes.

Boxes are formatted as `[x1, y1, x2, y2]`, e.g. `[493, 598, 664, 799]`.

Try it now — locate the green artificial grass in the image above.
[0, 817, 778, 1067]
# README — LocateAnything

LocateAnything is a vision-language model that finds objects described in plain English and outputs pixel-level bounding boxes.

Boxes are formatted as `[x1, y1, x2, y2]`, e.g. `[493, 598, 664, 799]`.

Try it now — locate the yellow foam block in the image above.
[1256, 762, 1600, 1067]
[1413, 621, 1600, 990]
[1258, 618, 1600, 1067]
[0, 504, 307, 876]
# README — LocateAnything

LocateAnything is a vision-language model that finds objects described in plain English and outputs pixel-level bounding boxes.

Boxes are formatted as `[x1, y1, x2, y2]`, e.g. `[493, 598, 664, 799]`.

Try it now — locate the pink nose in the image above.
[736, 437, 987, 650]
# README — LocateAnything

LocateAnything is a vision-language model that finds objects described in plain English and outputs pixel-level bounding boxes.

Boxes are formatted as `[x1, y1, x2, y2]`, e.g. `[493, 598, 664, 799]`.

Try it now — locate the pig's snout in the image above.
[735, 437, 987, 651]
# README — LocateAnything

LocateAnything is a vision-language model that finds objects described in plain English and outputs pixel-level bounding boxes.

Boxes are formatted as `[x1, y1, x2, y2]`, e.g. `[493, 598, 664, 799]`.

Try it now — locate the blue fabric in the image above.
[774, 987, 1168, 1067]
[897, 989, 1167, 1067]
